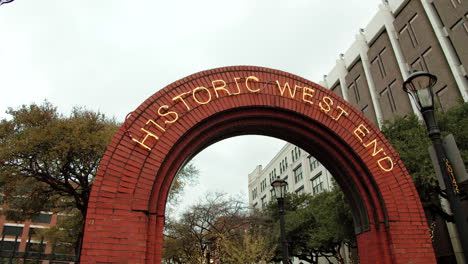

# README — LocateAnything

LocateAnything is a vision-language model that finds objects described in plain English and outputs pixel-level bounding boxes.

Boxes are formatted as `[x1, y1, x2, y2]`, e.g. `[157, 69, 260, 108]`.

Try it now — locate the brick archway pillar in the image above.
[81, 66, 436, 263]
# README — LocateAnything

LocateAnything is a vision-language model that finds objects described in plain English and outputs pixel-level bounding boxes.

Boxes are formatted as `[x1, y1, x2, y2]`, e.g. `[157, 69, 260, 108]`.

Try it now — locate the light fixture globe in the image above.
[403, 71, 437, 110]
[271, 178, 288, 199]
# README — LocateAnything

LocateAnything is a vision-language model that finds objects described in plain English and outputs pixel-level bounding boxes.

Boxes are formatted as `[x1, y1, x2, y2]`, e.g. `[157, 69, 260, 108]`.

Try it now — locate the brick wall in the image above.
[81, 66, 436, 263]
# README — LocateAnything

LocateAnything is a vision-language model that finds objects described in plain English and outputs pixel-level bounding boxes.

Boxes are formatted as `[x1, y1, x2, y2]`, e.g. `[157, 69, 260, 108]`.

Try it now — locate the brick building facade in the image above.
[321, 0, 467, 128]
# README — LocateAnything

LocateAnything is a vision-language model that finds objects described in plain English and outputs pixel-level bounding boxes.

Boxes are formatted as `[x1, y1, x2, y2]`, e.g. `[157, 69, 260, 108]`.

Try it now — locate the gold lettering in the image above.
[192, 86, 212, 105]
[146, 119, 165, 132]
[158, 105, 179, 125]
[363, 139, 385, 157]
[377, 156, 394, 172]
[172, 92, 192, 111]
[333, 106, 349, 121]
[445, 160, 460, 192]
[212, 79, 231, 98]
[319, 96, 333, 113]
[132, 119, 164, 151]
[233, 77, 242, 95]
[353, 124, 369, 143]
[245, 76, 260, 93]
[302, 87, 315, 105]
[276, 81, 298, 98]
[132, 129, 156, 150]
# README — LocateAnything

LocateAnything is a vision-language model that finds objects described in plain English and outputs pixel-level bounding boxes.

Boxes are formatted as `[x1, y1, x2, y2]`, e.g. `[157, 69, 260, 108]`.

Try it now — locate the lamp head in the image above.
[403, 71, 437, 111]
[271, 178, 288, 199]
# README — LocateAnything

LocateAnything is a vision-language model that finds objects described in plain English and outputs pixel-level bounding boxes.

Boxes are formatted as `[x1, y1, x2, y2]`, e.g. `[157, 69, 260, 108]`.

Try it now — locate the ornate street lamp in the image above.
[403, 71, 468, 259]
[403, 71, 437, 111]
[271, 178, 289, 264]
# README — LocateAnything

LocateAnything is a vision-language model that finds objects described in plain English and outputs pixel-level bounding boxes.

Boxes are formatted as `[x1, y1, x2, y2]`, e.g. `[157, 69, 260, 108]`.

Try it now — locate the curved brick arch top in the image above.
[81, 66, 435, 264]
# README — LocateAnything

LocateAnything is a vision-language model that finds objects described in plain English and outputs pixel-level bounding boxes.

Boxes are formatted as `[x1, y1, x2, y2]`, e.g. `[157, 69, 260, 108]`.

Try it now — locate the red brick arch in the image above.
[81, 66, 435, 263]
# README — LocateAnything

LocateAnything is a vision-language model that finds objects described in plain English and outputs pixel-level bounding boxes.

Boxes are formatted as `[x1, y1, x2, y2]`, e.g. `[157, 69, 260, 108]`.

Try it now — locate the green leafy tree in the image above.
[0, 102, 119, 220]
[381, 102, 468, 222]
[436, 102, 468, 166]
[0, 101, 199, 254]
[35, 208, 84, 254]
[265, 187, 355, 264]
[304, 189, 355, 264]
[0, 102, 118, 254]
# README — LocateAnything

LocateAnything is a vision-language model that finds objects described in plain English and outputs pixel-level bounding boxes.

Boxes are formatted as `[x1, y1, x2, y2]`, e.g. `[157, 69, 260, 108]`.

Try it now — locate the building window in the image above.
[361, 105, 368, 114]
[292, 147, 301, 162]
[260, 179, 267, 193]
[0, 241, 20, 251]
[26, 242, 46, 253]
[309, 156, 320, 171]
[294, 165, 303, 183]
[252, 188, 257, 200]
[312, 172, 324, 195]
[2, 225, 23, 237]
[261, 196, 267, 209]
[348, 76, 361, 102]
[269, 169, 278, 183]
[279, 157, 288, 174]
[270, 188, 275, 198]
[371, 47, 387, 79]
[28, 228, 41, 237]
[295, 185, 305, 195]
[33, 213, 52, 224]
[284, 176, 289, 192]
[380, 84, 397, 113]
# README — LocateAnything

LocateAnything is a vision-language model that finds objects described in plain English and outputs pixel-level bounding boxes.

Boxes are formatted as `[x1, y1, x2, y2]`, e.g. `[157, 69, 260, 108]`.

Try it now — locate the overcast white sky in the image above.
[0, 0, 381, 215]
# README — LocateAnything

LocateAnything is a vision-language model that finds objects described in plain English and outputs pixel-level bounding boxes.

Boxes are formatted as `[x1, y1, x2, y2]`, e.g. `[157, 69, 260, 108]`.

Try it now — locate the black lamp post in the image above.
[403, 71, 468, 259]
[271, 178, 289, 264]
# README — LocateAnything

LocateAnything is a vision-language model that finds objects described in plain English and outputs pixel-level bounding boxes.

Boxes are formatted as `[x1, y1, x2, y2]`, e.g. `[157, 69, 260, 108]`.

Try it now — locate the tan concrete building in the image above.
[248, 144, 334, 211]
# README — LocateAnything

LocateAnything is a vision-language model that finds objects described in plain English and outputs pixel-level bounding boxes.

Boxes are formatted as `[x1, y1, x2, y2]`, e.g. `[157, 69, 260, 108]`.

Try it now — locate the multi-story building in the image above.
[319, 0, 467, 127]
[248, 144, 347, 264]
[248, 144, 333, 211]
[0, 211, 56, 252]
[0, 197, 76, 263]
[248, 144, 338, 264]
[248, 0, 467, 263]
